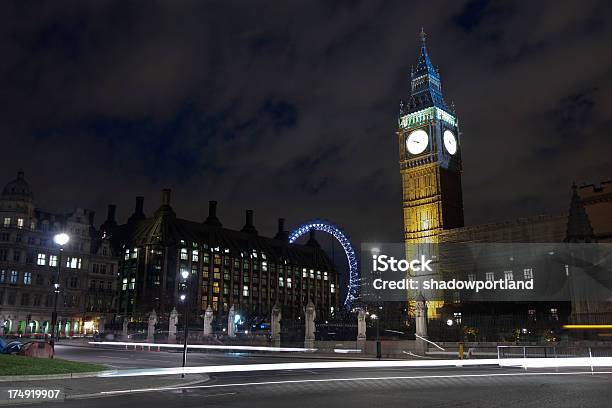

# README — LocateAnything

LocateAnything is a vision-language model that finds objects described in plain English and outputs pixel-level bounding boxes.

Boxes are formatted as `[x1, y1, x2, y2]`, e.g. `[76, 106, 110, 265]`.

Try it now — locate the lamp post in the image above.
[180, 270, 189, 378]
[371, 312, 381, 360]
[50, 233, 69, 352]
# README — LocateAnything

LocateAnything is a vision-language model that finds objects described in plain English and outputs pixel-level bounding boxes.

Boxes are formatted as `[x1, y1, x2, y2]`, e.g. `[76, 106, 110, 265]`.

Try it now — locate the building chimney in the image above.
[107, 204, 116, 223]
[274, 218, 289, 241]
[240, 209, 258, 235]
[204, 200, 222, 227]
[128, 196, 146, 223]
[100, 204, 117, 236]
[135, 196, 144, 214]
[306, 228, 320, 248]
[161, 189, 171, 206]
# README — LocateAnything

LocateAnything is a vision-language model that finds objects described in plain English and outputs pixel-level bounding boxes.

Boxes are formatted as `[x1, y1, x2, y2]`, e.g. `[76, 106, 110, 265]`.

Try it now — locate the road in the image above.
[36, 366, 610, 408]
[37, 345, 612, 407]
[54, 344, 343, 369]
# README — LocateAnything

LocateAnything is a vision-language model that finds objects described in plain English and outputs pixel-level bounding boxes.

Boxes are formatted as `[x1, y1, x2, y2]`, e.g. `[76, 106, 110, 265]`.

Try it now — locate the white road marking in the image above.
[98, 357, 612, 378]
[98, 371, 612, 397]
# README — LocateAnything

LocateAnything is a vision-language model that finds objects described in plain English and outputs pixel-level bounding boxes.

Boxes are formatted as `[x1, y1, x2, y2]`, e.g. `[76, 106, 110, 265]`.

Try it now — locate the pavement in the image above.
[52, 343, 363, 369]
[14, 366, 612, 408]
[2, 344, 611, 407]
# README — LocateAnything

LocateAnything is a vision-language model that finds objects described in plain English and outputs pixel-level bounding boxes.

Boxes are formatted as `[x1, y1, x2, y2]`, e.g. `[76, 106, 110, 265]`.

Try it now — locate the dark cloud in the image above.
[1, 0, 612, 262]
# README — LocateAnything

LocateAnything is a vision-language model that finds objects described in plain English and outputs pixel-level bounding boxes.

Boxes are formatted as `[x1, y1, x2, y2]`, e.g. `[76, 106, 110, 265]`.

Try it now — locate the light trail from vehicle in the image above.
[97, 356, 612, 377]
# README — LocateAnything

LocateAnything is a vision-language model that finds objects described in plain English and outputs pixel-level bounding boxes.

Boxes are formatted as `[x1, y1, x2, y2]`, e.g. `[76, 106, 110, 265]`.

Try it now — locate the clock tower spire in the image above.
[399, 30, 464, 244]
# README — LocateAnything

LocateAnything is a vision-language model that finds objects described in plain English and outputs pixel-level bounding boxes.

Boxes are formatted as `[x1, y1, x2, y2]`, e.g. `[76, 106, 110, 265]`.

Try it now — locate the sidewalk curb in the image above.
[0, 370, 115, 382]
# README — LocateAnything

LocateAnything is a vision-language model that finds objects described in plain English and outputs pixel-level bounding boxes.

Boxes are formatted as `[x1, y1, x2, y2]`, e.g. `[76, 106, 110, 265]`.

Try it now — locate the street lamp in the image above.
[50, 232, 69, 352]
[371, 312, 381, 360]
[180, 270, 189, 378]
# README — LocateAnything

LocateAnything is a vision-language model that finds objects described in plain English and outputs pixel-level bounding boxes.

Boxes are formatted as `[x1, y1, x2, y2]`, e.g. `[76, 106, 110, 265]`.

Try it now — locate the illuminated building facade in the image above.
[398, 30, 464, 246]
[397, 32, 611, 333]
[0, 171, 118, 337]
[107, 190, 340, 325]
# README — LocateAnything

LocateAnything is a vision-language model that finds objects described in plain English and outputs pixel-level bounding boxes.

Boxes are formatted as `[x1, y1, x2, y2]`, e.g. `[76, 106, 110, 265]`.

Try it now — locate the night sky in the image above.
[1, 1, 612, 249]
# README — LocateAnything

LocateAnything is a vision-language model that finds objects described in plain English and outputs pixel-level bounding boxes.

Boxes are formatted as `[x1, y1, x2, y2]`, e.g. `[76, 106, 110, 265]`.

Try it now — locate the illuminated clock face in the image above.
[443, 130, 457, 155]
[406, 129, 429, 155]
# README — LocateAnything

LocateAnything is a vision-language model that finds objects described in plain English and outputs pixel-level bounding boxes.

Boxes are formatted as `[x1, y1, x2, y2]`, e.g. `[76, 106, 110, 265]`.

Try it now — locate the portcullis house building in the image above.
[104, 189, 340, 328]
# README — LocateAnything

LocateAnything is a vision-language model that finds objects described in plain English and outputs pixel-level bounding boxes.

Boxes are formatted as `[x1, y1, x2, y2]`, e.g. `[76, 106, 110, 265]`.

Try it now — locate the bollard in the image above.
[458, 342, 464, 360]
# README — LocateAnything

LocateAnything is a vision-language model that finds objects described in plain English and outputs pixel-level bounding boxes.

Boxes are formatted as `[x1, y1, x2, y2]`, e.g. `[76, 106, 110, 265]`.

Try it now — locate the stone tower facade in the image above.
[399, 30, 464, 245]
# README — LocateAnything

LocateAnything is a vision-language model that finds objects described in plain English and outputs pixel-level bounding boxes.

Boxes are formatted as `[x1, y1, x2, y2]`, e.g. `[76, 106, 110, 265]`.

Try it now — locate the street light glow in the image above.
[181, 270, 189, 280]
[446, 319, 454, 326]
[180, 294, 186, 302]
[53, 233, 70, 246]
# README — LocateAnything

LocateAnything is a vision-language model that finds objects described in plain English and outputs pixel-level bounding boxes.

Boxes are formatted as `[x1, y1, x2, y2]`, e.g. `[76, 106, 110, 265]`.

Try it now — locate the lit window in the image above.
[49, 255, 58, 267]
[485, 272, 494, 282]
[3, 217, 10, 227]
[302, 268, 307, 278]
[287, 277, 292, 288]
[330, 283, 335, 293]
[37, 253, 46, 266]
[310, 269, 314, 279]
[180, 248, 188, 260]
[504, 271, 513, 281]
[17, 218, 24, 229]
[122, 278, 128, 291]
[323, 271, 328, 281]
[523, 268, 534, 280]
[243, 285, 249, 297]
[124, 249, 130, 260]
[550, 308, 558, 321]
[10, 270, 18, 283]
[192, 250, 199, 262]
[131, 248, 138, 259]
[279, 277, 284, 287]
[23, 272, 32, 285]
[129, 277, 135, 289]
[66, 257, 82, 269]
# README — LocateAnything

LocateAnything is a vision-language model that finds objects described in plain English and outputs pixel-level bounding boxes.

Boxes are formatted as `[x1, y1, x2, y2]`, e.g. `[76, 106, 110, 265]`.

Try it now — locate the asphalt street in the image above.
[32, 365, 612, 408]
[53, 344, 344, 369]
[13, 345, 609, 407]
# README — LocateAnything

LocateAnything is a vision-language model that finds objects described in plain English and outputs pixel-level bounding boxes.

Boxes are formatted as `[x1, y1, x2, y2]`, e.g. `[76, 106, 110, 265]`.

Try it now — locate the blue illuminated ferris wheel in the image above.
[288, 220, 359, 309]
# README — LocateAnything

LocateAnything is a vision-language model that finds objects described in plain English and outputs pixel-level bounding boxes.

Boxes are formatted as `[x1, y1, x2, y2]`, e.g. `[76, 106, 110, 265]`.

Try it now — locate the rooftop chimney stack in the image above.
[278, 218, 285, 233]
[135, 196, 144, 214]
[274, 217, 289, 241]
[306, 228, 320, 248]
[107, 204, 116, 222]
[128, 196, 146, 223]
[204, 200, 222, 227]
[161, 189, 171, 206]
[241, 209, 258, 235]
[100, 204, 117, 236]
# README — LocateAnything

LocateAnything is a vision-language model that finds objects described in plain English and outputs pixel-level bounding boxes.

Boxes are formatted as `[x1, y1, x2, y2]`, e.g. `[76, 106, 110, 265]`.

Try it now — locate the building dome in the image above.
[1, 170, 33, 201]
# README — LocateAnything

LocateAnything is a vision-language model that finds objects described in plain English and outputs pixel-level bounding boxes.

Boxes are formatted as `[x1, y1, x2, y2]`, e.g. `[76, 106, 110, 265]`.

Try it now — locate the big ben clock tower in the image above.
[399, 30, 464, 245]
